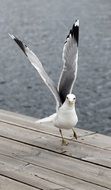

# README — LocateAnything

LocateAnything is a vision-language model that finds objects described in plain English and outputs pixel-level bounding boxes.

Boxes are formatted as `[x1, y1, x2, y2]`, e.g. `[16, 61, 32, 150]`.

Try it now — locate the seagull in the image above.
[9, 19, 79, 145]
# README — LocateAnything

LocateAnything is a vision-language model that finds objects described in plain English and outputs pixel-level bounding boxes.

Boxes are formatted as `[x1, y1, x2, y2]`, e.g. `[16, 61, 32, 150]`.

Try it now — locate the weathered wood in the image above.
[0, 154, 109, 190]
[0, 110, 111, 151]
[0, 109, 94, 138]
[0, 109, 111, 190]
[0, 175, 39, 190]
[79, 133, 111, 149]
[0, 136, 111, 189]
[0, 154, 68, 190]
[0, 122, 111, 168]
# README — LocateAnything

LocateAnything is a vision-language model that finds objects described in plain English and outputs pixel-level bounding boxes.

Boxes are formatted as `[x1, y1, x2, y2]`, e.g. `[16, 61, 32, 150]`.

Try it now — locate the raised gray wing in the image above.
[9, 34, 61, 108]
[58, 20, 79, 104]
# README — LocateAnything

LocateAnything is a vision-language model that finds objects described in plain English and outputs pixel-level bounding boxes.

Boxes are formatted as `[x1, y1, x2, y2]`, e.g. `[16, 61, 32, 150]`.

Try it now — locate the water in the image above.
[0, 0, 111, 135]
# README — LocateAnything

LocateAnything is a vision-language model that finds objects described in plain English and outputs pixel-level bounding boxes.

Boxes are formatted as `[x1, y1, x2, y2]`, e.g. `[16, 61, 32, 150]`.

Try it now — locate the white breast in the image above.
[54, 104, 78, 130]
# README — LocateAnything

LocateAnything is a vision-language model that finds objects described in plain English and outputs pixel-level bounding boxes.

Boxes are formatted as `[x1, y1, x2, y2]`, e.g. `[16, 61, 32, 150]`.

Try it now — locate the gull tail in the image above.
[35, 113, 56, 124]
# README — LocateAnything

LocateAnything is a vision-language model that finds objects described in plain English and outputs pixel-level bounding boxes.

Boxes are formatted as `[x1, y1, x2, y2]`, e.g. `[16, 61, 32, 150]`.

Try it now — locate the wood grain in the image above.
[0, 109, 111, 190]
[0, 109, 94, 138]
[0, 154, 109, 190]
[0, 175, 39, 190]
[0, 137, 111, 189]
[0, 122, 111, 168]
[0, 110, 111, 150]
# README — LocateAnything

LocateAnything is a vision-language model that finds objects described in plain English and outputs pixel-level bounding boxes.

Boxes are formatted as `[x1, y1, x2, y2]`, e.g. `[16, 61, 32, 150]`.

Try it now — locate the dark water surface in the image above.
[0, 0, 111, 135]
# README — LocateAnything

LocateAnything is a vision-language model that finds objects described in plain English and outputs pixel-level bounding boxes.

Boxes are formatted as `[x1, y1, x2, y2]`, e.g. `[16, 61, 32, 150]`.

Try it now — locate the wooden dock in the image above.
[0, 109, 111, 190]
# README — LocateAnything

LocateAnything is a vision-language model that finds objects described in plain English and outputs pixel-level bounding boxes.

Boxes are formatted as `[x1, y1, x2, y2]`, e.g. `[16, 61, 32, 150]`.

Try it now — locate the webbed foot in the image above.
[59, 129, 69, 146]
[62, 139, 69, 146]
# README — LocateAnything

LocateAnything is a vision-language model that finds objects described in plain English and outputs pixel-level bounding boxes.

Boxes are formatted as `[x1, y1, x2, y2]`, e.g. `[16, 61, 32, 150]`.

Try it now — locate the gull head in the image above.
[65, 94, 76, 106]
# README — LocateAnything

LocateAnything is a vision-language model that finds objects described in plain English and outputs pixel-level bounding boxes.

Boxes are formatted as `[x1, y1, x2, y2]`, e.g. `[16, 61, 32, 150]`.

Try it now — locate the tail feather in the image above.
[35, 113, 56, 124]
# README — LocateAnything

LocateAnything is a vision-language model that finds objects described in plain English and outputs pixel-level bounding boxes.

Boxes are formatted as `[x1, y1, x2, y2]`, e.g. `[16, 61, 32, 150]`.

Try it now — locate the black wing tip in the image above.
[9, 33, 27, 55]
[70, 19, 79, 45]
[65, 19, 79, 46]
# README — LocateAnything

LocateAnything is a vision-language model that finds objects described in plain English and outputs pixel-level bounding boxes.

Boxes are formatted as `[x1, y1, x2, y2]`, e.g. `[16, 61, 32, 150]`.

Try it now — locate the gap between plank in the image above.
[0, 174, 42, 190]
[0, 134, 111, 171]
[1, 120, 110, 152]
[0, 153, 110, 190]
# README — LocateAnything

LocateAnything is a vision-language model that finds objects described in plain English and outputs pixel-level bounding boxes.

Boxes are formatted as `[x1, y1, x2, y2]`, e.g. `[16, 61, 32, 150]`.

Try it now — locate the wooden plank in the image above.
[24, 164, 110, 190]
[0, 109, 36, 122]
[79, 133, 111, 149]
[0, 109, 111, 150]
[0, 137, 111, 189]
[0, 154, 109, 190]
[0, 109, 94, 138]
[0, 122, 111, 168]
[0, 154, 67, 190]
[106, 147, 111, 150]
[0, 175, 39, 190]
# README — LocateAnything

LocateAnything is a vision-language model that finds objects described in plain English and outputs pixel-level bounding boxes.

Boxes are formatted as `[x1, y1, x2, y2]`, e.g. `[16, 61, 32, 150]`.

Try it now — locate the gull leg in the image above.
[72, 128, 77, 140]
[59, 129, 68, 145]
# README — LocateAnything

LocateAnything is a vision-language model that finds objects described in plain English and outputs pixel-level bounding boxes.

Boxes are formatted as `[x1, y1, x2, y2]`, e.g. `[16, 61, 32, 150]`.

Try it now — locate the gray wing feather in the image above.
[58, 20, 79, 104]
[9, 34, 61, 108]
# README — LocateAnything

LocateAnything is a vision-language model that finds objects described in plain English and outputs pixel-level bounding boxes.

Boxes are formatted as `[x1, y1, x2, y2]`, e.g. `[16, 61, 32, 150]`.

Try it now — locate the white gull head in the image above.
[65, 94, 76, 106]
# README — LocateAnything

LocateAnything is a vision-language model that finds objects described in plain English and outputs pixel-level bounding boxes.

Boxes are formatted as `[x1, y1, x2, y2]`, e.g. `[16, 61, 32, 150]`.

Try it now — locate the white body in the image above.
[54, 99, 78, 130]
[36, 94, 78, 130]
